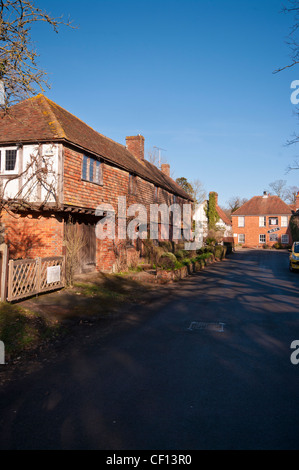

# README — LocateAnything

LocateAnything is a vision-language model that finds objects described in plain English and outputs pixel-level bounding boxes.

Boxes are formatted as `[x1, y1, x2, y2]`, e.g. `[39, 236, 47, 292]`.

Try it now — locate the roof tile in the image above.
[0, 95, 191, 200]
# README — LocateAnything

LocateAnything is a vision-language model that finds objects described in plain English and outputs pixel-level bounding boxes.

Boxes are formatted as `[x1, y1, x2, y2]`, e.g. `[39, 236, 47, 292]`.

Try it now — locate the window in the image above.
[238, 234, 245, 244]
[259, 216, 266, 227]
[281, 216, 288, 227]
[154, 186, 159, 202]
[282, 234, 289, 244]
[82, 156, 102, 185]
[269, 233, 278, 242]
[0, 147, 18, 173]
[89, 159, 94, 182]
[238, 217, 245, 227]
[259, 234, 266, 244]
[269, 217, 278, 226]
[129, 174, 137, 195]
[82, 156, 88, 181]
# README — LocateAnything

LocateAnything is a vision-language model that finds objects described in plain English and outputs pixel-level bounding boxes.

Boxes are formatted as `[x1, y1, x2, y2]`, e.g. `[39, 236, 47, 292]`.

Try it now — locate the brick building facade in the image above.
[232, 192, 296, 248]
[0, 95, 192, 273]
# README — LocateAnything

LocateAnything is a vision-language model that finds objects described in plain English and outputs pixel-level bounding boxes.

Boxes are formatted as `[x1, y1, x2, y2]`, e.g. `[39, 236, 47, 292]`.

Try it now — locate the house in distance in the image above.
[231, 191, 295, 248]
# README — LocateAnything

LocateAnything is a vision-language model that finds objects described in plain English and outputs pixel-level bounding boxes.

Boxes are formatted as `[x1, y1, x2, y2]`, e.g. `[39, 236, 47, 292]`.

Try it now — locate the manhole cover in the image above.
[188, 322, 225, 332]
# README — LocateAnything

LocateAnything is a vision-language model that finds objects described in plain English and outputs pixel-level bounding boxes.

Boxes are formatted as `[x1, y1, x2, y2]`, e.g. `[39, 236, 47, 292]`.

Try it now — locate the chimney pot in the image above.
[296, 191, 299, 211]
[126, 135, 145, 162]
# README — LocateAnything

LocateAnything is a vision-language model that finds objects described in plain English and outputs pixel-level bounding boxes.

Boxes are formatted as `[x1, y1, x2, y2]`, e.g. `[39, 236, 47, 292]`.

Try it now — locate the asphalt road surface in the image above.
[1, 249, 299, 450]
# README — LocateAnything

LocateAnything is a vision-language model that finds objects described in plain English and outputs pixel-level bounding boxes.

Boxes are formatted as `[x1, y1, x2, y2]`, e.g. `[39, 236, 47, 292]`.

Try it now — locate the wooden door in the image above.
[80, 222, 96, 272]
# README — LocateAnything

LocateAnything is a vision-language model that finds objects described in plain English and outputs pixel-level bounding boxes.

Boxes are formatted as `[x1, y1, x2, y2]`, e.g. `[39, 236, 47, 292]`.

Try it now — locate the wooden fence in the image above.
[7, 256, 65, 302]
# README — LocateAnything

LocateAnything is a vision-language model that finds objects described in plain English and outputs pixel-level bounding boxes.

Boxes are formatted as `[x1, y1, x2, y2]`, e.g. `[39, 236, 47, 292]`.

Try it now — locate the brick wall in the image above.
[63, 144, 190, 272]
[2, 211, 64, 260]
[232, 215, 292, 247]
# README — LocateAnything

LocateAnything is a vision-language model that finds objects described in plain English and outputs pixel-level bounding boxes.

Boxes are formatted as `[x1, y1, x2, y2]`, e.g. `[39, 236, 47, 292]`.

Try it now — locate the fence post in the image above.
[7, 259, 14, 302]
[36, 257, 41, 294]
[0, 244, 8, 302]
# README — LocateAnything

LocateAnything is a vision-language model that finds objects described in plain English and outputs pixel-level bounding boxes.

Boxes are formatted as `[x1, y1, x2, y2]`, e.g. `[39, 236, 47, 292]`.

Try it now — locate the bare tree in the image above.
[284, 185, 299, 203]
[226, 196, 248, 214]
[268, 179, 287, 198]
[274, 1, 299, 164]
[0, 0, 75, 110]
[273, 1, 299, 74]
[191, 179, 206, 207]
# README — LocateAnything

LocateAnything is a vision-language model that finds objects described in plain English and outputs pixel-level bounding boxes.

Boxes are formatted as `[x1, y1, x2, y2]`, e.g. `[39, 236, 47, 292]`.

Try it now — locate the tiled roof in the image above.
[232, 195, 293, 216]
[216, 205, 232, 226]
[0, 95, 192, 201]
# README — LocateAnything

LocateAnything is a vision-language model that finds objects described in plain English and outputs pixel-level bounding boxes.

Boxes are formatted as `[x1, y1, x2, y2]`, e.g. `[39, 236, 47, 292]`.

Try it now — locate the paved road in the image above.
[1, 249, 299, 450]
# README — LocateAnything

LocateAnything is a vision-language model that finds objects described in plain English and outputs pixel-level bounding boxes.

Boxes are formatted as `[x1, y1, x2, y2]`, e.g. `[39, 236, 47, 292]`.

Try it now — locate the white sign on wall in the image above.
[47, 265, 61, 284]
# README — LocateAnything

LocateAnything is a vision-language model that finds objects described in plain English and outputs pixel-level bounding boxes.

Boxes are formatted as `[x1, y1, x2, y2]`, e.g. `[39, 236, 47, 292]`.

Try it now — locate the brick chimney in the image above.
[296, 191, 299, 211]
[126, 135, 145, 162]
[209, 191, 218, 205]
[161, 163, 170, 177]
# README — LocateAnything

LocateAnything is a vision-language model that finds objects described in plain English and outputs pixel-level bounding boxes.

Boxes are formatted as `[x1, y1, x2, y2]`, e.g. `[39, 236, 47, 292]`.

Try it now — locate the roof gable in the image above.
[0, 95, 191, 201]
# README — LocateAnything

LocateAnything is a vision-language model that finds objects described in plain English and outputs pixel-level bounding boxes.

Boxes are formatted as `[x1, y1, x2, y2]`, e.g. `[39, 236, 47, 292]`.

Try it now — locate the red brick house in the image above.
[0, 94, 192, 273]
[231, 191, 295, 248]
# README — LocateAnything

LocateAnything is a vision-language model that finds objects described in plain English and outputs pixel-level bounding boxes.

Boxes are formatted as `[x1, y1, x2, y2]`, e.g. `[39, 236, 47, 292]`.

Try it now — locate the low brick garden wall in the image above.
[155, 254, 216, 284]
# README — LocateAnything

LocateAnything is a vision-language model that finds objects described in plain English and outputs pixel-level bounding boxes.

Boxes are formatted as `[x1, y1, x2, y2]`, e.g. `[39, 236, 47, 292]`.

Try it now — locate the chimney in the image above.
[296, 191, 299, 211]
[209, 191, 218, 205]
[126, 135, 145, 162]
[161, 163, 170, 177]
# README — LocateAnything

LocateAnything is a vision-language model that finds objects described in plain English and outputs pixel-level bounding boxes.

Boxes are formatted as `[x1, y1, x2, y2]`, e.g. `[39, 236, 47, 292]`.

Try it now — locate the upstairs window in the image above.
[238, 216, 245, 227]
[0, 148, 18, 174]
[259, 216, 266, 227]
[82, 156, 102, 185]
[281, 216, 288, 227]
[269, 217, 278, 226]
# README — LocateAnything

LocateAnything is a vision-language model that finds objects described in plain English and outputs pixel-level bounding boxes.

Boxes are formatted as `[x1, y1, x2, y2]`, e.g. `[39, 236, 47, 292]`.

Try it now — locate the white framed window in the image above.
[0, 147, 18, 174]
[281, 216, 288, 227]
[238, 217, 245, 227]
[259, 216, 266, 227]
[238, 234, 245, 244]
[259, 234, 266, 244]
[281, 234, 289, 244]
[269, 217, 278, 226]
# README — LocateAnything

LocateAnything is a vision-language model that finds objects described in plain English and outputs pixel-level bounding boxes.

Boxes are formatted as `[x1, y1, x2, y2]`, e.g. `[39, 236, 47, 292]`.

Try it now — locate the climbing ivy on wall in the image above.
[207, 192, 220, 230]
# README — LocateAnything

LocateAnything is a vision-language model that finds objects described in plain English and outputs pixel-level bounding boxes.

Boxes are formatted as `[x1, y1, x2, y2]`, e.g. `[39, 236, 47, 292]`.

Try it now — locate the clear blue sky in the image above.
[31, 0, 299, 207]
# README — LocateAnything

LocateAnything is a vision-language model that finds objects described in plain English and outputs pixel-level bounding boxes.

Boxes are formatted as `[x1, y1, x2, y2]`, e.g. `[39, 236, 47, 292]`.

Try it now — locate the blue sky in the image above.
[31, 0, 299, 207]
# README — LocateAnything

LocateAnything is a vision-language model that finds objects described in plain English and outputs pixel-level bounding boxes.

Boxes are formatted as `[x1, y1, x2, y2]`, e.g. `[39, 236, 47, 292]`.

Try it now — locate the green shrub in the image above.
[175, 249, 185, 260]
[273, 242, 283, 250]
[214, 245, 224, 259]
[158, 252, 177, 270]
